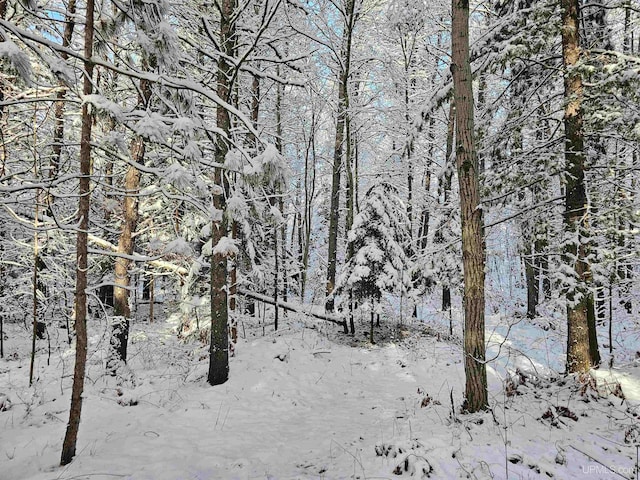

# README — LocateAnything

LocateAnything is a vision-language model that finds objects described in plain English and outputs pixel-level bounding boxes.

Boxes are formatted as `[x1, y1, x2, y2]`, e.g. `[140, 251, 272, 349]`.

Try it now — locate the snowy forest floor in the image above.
[1, 303, 640, 480]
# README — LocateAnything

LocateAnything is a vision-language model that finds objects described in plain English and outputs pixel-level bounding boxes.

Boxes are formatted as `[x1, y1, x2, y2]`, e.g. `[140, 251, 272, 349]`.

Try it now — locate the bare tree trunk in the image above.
[29, 198, 45, 385]
[280, 198, 287, 306]
[149, 276, 154, 323]
[535, 231, 550, 300]
[438, 102, 455, 319]
[326, 85, 346, 313]
[251, 72, 260, 148]
[301, 112, 316, 301]
[608, 283, 613, 366]
[272, 75, 282, 330]
[451, 0, 487, 412]
[370, 309, 374, 344]
[345, 113, 354, 243]
[524, 240, 538, 319]
[326, 0, 356, 314]
[229, 220, 238, 346]
[276, 71, 288, 310]
[108, 142, 143, 369]
[418, 117, 433, 250]
[405, 93, 414, 233]
[562, 0, 597, 374]
[61, 0, 94, 463]
[29, 212, 39, 387]
[293, 180, 302, 289]
[623, 1, 632, 54]
[107, 57, 151, 371]
[274, 218, 279, 330]
[345, 92, 356, 334]
[586, 294, 601, 367]
[208, 0, 235, 386]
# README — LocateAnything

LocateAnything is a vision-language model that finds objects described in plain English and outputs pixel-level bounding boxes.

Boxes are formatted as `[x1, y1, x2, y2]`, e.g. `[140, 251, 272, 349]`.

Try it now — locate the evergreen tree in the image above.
[334, 182, 413, 341]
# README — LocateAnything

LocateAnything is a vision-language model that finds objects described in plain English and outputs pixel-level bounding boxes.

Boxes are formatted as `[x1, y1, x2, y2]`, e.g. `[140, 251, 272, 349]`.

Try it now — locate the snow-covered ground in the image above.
[1, 304, 639, 480]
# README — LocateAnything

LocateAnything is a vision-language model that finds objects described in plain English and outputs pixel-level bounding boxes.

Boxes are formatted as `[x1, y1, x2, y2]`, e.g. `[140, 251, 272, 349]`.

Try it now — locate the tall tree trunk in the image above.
[251, 72, 260, 148]
[274, 213, 279, 330]
[451, 0, 488, 412]
[439, 102, 455, 319]
[301, 112, 316, 301]
[326, 85, 346, 314]
[326, 0, 356, 314]
[535, 229, 551, 300]
[586, 294, 601, 366]
[293, 180, 303, 290]
[345, 95, 355, 334]
[107, 106, 147, 371]
[418, 117, 434, 251]
[149, 276, 154, 323]
[524, 240, 538, 319]
[108, 61, 151, 372]
[345, 114, 354, 244]
[61, 0, 94, 464]
[562, 0, 598, 374]
[623, 1, 632, 54]
[405, 91, 414, 233]
[208, 0, 235, 386]
[276, 70, 288, 309]
[229, 220, 238, 347]
[29, 203, 39, 387]
[280, 196, 287, 307]
[272, 74, 282, 329]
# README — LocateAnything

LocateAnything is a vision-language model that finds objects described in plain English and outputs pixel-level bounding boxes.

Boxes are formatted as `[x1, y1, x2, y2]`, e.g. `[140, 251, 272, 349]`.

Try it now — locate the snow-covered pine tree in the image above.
[334, 182, 413, 342]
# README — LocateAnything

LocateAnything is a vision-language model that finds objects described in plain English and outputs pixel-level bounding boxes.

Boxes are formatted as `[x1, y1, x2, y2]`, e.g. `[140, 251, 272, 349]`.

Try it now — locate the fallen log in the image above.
[237, 288, 346, 326]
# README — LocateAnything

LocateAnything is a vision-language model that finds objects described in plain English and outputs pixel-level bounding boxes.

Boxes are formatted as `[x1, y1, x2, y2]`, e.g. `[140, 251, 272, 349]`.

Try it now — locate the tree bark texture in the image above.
[108, 139, 145, 370]
[561, 0, 596, 374]
[451, 0, 488, 412]
[61, 0, 94, 464]
[208, 0, 235, 386]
